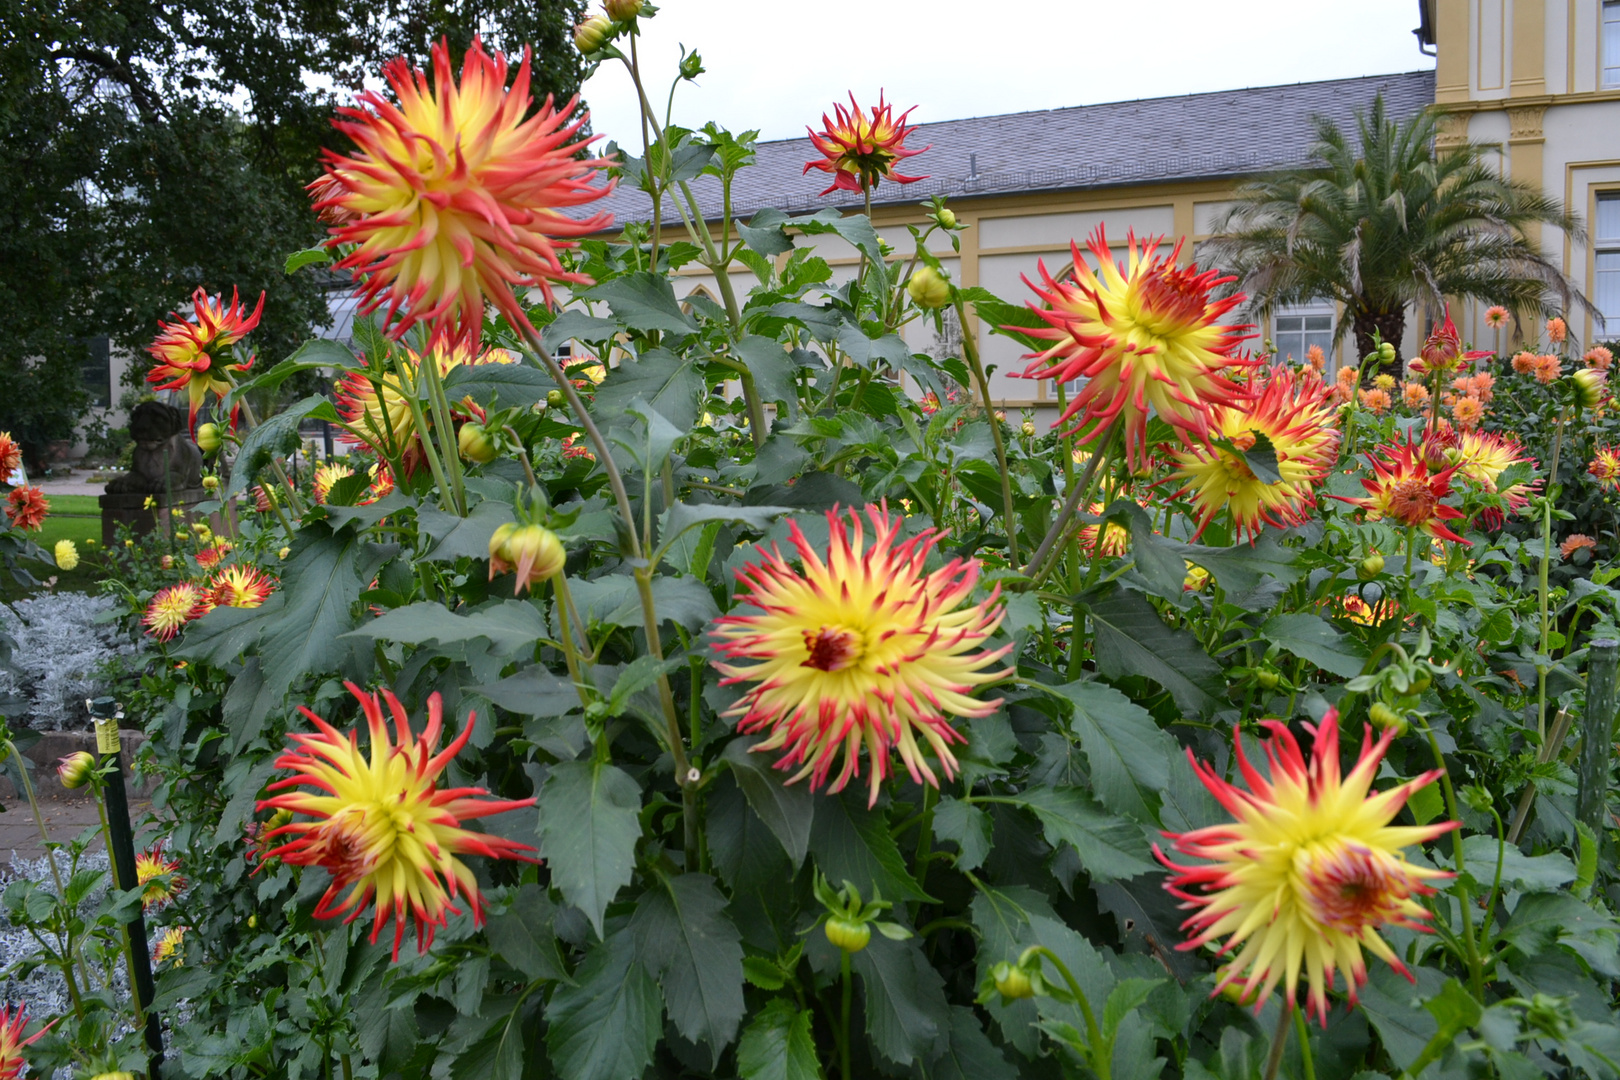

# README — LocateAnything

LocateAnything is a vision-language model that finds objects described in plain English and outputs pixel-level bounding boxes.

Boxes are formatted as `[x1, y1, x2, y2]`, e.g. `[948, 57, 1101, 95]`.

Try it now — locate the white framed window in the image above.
[1597, 193, 1620, 336]
[1273, 305, 1335, 365]
[1605, 2, 1620, 87]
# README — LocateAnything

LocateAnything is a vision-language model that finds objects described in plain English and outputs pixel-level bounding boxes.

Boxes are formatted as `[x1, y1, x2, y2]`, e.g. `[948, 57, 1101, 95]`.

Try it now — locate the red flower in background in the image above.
[1340, 436, 1467, 543]
[5, 486, 48, 531]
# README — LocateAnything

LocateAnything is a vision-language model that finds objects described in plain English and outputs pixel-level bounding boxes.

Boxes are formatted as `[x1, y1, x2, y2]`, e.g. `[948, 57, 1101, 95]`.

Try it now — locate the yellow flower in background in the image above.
[313, 38, 612, 343]
[151, 926, 186, 966]
[257, 683, 538, 958]
[1156, 710, 1456, 1023]
[712, 505, 1010, 806]
[211, 565, 277, 609]
[135, 843, 184, 908]
[1167, 366, 1339, 541]
[54, 540, 78, 571]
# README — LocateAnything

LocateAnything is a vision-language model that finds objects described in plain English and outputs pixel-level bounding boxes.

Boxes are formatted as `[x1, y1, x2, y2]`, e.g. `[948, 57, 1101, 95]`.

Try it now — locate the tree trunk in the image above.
[1351, 308, 1407, 380]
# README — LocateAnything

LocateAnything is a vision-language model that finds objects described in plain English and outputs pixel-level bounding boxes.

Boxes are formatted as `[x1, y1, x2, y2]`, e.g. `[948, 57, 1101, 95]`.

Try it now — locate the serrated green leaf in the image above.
[932, 796, 993, 872]
[737, 1000, 822, 1080]
[224, 394, 332, 500]
[722, 738, 815, 867]
[484, 883, 568, 983]
[808, 786, 931, 902]
[1055, 679, 1178, 824]
[1084, 582, 1223, 718]
[284, 247, 331, 273]
[545, 923, 662, 1080]
[441, 357, 549, 408]
[1007, 786, 1156, 881]
[852, 933, 950, 1067]
[536, 760, 643, 937]
[593, 347, 703, 432]
[629, 874, 746, 1058]
[584, 272, 698, 334]
[1260, 612, 1370, 678]
[418, 500, 516, 563]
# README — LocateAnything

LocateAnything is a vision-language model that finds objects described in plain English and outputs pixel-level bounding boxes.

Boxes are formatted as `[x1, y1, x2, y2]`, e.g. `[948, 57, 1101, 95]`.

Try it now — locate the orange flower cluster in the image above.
[1586, 346, 1615, 371]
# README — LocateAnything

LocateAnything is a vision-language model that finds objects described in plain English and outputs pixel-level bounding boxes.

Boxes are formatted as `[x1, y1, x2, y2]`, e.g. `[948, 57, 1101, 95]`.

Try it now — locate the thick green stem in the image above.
[387, 352, 456, 514]
[839, 949, 854, 1080]
[1292, 1008, 1316, 1080]
[1416, 717, 1485, 998]
[1024, 945, 1108, 1080]
[415, 347, 468, 515]
[1024, 422, 1117, 583]
[956, 298, 1019, 565]
[1261, 1004, 1292, 1080]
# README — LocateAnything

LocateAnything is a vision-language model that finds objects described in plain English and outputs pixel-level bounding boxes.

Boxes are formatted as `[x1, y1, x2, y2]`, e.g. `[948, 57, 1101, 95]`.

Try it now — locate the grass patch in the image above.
[44, 494, 100, 517]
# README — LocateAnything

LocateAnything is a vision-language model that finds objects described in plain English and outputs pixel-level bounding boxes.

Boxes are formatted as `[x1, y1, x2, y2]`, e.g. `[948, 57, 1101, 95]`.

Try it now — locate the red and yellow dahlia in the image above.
[1167, 366, 1340, 540]
[1335, 594, 1401, 627]
[1409, 305, 1489, 377]
[1077, 495, 1132, 558]
[1016, 228, 1252, 467]
[146, 287, 263, 428]
[143, 582, 209, 641]
[804, 92, 928, 196]
[313, 462, 355, 504]
[712, 505, 1010, 806]
[151, 925, 187, 966]
[257, 682, 537, 958]
[1589, 445, 1620, 488]
[1341, 436, 1467, 543]
[336, 337, 518, 470]
[0, 1005, 47, 1080]
[1446, 430, 1537, 511]
[315, 37, 613, 343]
[135, 842, 184, 907]
[211, 564, 276, 609]
[4, 486, 47, 531]
[1156, 710, 1456, 1023]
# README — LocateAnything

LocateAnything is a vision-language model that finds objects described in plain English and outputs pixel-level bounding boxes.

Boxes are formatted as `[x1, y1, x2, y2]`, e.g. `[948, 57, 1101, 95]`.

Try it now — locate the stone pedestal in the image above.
[99, 488, 209, 547]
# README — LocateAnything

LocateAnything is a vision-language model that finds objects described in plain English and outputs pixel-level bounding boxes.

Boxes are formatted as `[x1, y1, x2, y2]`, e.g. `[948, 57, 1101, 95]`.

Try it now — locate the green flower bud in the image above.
[906, 266, 951, 310]
[457, 422, 499, 464]
[678, 49, 705, 81]
[195, 423, 222, 454]
[57, 750, 95, 789]
[573, 14, 613, 53]
[1570, 367, 1607, 409]
[1020, 420, 1036, 437]
[824, 916, 871, 954]
[935, 207, 957, 229]
[1255, 669, 1280, 690]
[605, 0, 643, 19]
[1368, 703, 1406, 734]
[1359, 555, 1385, 580]
[546, 389, 565, 409]
[991, 961, 1034, 1000]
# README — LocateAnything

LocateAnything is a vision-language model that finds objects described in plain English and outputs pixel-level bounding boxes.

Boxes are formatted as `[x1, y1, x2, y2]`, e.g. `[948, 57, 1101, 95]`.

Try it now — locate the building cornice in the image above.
[1438, 88, 1620, 112]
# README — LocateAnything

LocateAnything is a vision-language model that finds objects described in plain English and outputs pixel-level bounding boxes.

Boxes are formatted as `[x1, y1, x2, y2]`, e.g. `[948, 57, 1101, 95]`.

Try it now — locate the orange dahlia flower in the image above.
[1484, 305, 1510, 329]
[135, 842, 185, 908]
[1401, 382, 1431, 409]
[1547, 316, 1568, 344]
[0, 1005, 48, 1080]
[1016, 228, 1251, 467]
[4, 486, 47, 531]
[1155, 710, 1455, 1024]
[1585, 346, 1614, 370]
[1511, 351, 1537, 374]
[1589, 445, 1620, 488]
[1561, 533, 1598, 561]
[257, 682, 538, 958]
[1305, 344, 1326, 371]
[1532, 354, 1562, 384]
[1341, 436, 1467, 542]
[712, 505, 1010, 806]
[315, 37, 613, 343]
[143, 582, 210, 641]
[1167, 366, 1339, 540]
[336, 336, 518, 470]
[211, 564, 276, 608]
[1356, 387, 1391, 415]
[0, 434, 20, 479]
[804, 92, 929, 196]
[146, 287, 263, 428]
[1450, 395, 1483, 430]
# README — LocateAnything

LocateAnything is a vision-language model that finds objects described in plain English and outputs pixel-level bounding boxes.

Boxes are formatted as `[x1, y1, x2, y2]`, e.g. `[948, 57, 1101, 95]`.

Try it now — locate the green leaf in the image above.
[851, 933, 950, 1068]
[345, 600, 546, 658]
[284, 247, 331, 273]
[536, 760, 643, 937]
[173, 603, 274, 667]
[567, 573, 718, 632]
[1347, 965, 1452, 1074]
[1007, 786, 1156, 881]
[545, 922, 662, 1080]
[630, 874, 746, 1058]
[484, 883, 568, 983]
[658, 502, 793, 564]
[224, 394, 332, 500]
[732, 335, 803, 412]
[1083, 582, 1223, 718]
[441, 360, 550, 409]
[593, 347, 702, 433]
[736, 1000, 822, 1080]
[1055, 679, 1179, 823]
[1498, 891, 1620, 975]
[721, 738, 815, 867]
[542, 309, 622, 352]
[929, 1005, 1019, 1080]
[418, 500, 516, 563]
[222, 656, 274, 753]
[228, 339, 361, 406]
[808, 786, 931, 902]
[1162, 534, 1303, 595]
[584, 272, 698, 334]
[1401, 979, 1483, 1079]
[1459, 834, 1575, 893]
[607, 655, 685, 718]
[932, 797, 992, 872]
[1103, 978, 1165, 1041]
[1260, 613, 1370, 678]
[449, 999, 534, 1080]
[736, 209, 798, 257]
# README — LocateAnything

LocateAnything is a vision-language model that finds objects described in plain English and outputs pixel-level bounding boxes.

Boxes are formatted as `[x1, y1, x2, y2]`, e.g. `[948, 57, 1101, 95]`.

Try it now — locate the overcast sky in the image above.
[580, 0, 1434, 147]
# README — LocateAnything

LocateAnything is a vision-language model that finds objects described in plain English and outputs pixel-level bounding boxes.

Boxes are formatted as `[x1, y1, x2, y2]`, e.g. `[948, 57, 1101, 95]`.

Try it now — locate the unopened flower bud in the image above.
[1378, 341, 1397, 362]
[991, 961, 1034, 1000]
[1020, 420, 1035, 437]
[1255, 669, 1280, 690]
[605, 0, 643, 18]
[160, 555, 174, 570]
[1359, 555, 1385, 580]
[1570, 367, 1607, 409]
[201, 475, 219, 491]
[678, 49, 705, 81]
[57, 750, 95, 789]
[906, 266, 951, 309]
[547, 389, 565, 409]
[458, 422, 499, 464]
[574, 14, 613, 53]
[824, 917, 870, 954]
[935, 207, 956, 229]
[278, 546, 291, 560]
[195, 423, 222, 454]
[1368, 703, 1406, 734]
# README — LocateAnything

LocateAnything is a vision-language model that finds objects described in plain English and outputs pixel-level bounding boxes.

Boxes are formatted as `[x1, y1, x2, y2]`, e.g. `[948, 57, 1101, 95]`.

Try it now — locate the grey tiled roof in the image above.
[589, 69, 1436, 226]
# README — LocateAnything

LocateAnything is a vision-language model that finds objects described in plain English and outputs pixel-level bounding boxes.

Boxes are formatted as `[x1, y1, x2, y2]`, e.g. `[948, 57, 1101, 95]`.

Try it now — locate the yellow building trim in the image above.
[1512, 0, 1548, 96]
[1436, 0, 1471, 102]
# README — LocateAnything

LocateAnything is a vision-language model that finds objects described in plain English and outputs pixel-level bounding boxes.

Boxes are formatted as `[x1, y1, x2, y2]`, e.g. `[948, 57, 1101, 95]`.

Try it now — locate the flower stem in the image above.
[956, 297, 1019, 566]
[1024, 945, 1107, 1080]
[1292, 1007, 1316, 1080]
[1261, 1003, 1292, 1080]
[414, 347, 468, 515]
[839, 949, 854, 1080]
[1414, 714, 1485, 998]
[7, 740, 85, 1018]
[1023, 422, 1117, 583]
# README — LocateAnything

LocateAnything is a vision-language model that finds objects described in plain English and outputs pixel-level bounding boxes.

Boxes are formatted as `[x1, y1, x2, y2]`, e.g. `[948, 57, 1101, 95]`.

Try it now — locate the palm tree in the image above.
[1206, 95, 1591, 366]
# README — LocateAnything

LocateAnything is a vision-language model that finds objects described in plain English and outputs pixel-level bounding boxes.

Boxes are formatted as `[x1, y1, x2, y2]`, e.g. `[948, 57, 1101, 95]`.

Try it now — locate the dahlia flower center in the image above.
[1296, 840, 1413, 934]
[310, 806, 387, 887]
[1386, 478, 1438, 527]
[1131, 264, 1209, 337]
[802, 625, 865, 672]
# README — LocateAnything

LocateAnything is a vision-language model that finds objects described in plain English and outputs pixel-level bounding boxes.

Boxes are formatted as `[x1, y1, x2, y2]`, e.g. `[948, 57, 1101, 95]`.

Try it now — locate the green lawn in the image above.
[45, 493, 100, 517]
[0, 501, 106, 599]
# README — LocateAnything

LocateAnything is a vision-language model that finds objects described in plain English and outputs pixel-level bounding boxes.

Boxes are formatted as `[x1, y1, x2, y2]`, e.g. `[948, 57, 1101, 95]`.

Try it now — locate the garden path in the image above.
[0, 793, 154, 865]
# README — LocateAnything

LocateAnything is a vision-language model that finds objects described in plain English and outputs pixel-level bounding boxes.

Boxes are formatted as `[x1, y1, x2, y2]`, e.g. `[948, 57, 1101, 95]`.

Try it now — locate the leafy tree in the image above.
[0, 0, 586, 461]
[1206, 95, 1590, 364]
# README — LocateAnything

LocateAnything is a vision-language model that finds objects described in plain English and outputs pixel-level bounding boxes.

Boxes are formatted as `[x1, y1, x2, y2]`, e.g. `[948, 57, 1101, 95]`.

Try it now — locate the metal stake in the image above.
[1577, 640, 1620, 844]
[88, 697, 163, 1074]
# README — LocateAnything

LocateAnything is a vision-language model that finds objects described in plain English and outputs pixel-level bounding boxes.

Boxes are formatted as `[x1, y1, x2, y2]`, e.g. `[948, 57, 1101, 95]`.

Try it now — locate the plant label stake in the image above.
[89, 697, 164, 1073]
[1577, 639, 1620, 848]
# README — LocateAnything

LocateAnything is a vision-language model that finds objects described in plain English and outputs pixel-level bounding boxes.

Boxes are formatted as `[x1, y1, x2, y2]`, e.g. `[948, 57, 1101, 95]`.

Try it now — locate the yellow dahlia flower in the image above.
[314, 38, 613, 343]
[1447, 431, 1537, 510]
[211, 564, 277, 609]
[711, 505, 1010, 806]
[336, 337, 517, 471]
[146, 287, 262, 429]
[313, 461, 355, 504]
[1167, 366, 1339, 540]
[1017, 228, 1251, 468]
[143, 583, 209, 642]
[257, 682, 538, 958]
[151, 926, 186, 966]
[135, 843, 184, 907]
[1156, 710, 1456, 1023]
[54, 539, 79, 571]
